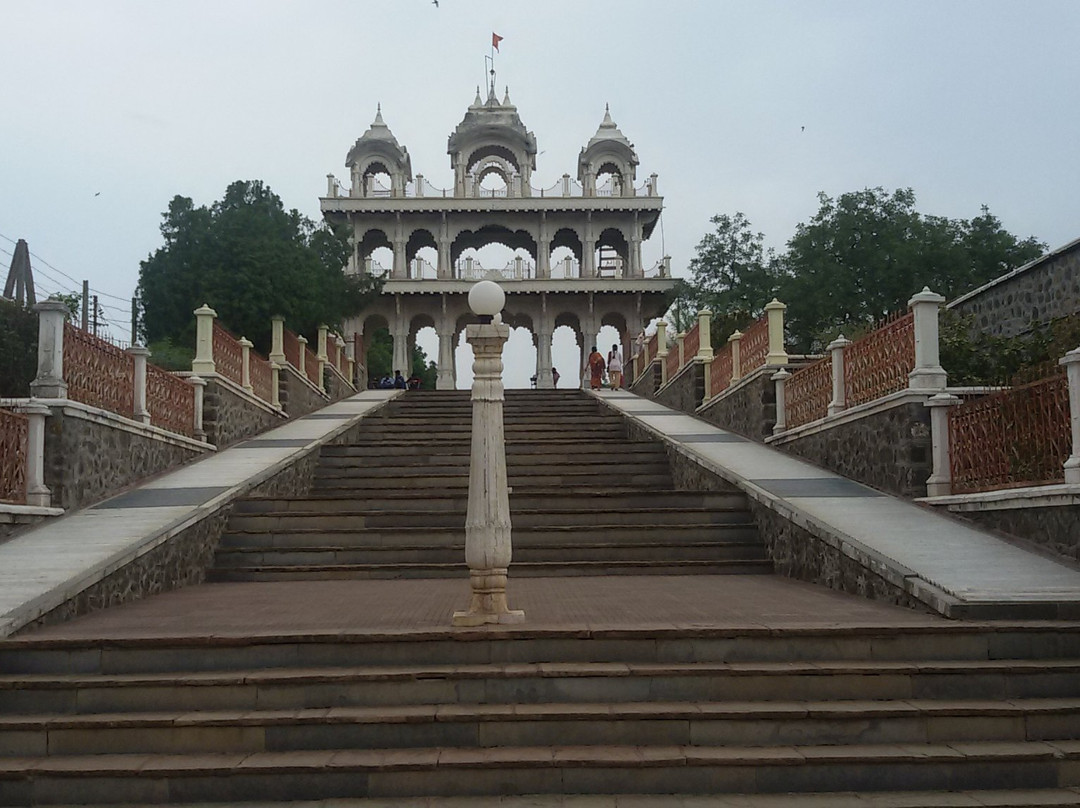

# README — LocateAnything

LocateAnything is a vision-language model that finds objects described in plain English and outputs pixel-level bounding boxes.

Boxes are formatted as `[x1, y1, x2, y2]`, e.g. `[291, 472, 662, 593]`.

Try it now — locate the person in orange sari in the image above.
[588, 346, 606, 390]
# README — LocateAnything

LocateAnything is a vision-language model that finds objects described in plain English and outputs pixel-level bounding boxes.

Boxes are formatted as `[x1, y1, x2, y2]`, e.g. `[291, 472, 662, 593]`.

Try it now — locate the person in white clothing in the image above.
[607, 343, 623, 389]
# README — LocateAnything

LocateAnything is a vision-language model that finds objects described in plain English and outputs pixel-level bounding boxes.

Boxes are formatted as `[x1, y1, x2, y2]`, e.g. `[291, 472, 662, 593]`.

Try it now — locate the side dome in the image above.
[577, 104, 639, 197]
[447, 86, 538, 197]
[345, 105, 413, 197]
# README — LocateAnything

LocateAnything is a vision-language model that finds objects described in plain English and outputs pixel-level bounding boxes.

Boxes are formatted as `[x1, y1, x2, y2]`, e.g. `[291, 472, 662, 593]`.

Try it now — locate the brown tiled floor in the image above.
[23, 575, 948, 640]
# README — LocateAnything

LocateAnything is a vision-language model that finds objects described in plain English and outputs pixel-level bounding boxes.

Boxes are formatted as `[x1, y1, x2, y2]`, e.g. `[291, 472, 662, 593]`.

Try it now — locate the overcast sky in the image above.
[2, 1, 1078, 384]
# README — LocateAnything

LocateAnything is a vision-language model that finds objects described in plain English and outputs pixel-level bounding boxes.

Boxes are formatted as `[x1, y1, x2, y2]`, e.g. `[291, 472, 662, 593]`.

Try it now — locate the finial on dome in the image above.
[474, 86, 482, 105]
[602, 103, 614, 126]
[374, 103, 384, 125]
[503, 86, 511, 105]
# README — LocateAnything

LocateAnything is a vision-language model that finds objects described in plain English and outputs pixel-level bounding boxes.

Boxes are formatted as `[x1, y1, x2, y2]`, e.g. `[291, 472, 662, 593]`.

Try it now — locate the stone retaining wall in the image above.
[42, 403, 211, 511]
[949, 238, 1080, 339]
[697, 367, 776, 440]
[954, 505, 1080, 563]
[770, 398, 933, 499]
[280, 365, 329, 419]
[628, 361, 660, 398]
[203, 376, 285, 449]
[654, 362, 705, 414]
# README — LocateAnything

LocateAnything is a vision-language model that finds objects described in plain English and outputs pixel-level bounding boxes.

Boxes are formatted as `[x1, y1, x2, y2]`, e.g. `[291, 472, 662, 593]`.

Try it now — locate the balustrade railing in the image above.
[409, 258, 438, 279]
[786, 355, 833, 429]
[710, 343, 734, 397]
[844, 312, 915, 407]
[327, 336, 341, 374]
[249, 352, 273, 402]
[63, 322, 134, 418]
[0, 408, 28, 504]
[683, 322, 701, 362]
[949, 369, 1070, 493]
[211, 322, 245, 389]
[146, 364, 196, 439]
[283, 328, 321, 388]
[550, 257, 580, 278]
[665, 340, 681, 381]
[739, 315, 770, 375]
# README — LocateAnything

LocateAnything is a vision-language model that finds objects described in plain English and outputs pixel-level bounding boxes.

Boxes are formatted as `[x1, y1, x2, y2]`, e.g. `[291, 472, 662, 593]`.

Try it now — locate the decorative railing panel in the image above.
[283, 328, 301, 371]
[303, 340, 321, 387]
[0, 408, 28, 504]
[786, 355, 833, 429]
[683, 323, 700, 364]
[146, 364, 195, 439]
[844, 311, 915, 407]
[63, 322, 134, 418]
[212, 322, 244, 388]
[740, 314, 770, 374]
[709, 343, 734, 398]
[646, 332, 659, 365]
[950, 371, 1070, 493]
[550, 257, 580, 279]
[249, 353, 273, 403]
[665, 342, 681, 382]
[327, 337, 341, 374]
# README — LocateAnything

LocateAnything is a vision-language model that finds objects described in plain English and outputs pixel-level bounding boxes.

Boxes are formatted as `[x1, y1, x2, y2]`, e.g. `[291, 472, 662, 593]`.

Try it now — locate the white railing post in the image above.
[1061, 347, 1080, 484]
[335, 334, 346, 375]
[317, 325, 329, 392]
[415, 174, 425, 197]
[127, 345, 151, 425]
[908, 287, 948, 390]
[656, 322, 669, 385]
[239, 337, 254, 395]
[772, 369, 792, 435]
[30, 300, 69, 399]
[925, 393, 962, 496]
[729, 330, 743, 385]
[827, 335, 852, 416]
[297, 335, 309, 377]
[270, 362, 283, 411]
[188, 375, 207, 442]
[15, 401, 52, 507]
[765, 299, 789, 366]
[676, 332, 686, 370]
[697, 310, 713, 360]
[269, 316, 286, 365]
[191, 304, 217, 375]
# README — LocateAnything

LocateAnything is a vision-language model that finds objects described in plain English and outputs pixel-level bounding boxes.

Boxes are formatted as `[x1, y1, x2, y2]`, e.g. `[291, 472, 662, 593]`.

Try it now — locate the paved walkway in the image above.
[0, 391, 398, 637]
[598, 390, 1080, 616]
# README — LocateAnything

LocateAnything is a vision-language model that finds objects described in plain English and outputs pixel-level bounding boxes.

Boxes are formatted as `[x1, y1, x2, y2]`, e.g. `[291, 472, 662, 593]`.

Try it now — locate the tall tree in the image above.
[137, 180, 382, 352]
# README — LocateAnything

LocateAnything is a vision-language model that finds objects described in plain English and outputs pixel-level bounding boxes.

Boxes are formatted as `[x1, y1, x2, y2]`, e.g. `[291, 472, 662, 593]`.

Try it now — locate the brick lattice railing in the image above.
[63, 322, 134, 418]
[786, 355, 833, 429]
[327, 336, 341, 374]
[665, 338, 681, 382]
[146, 364, 196, 439]
[683, 322, 700, 363]
[249, 352, 273, 403]
[211, 321, 244, 388]
[283, 328, 321, 387]
[709, 342, 734, 398]
[844, 312, 915, 408]
[739, 314, 770, 375]
[949, 369, 1070, 493]
[0, 408, 28, 504]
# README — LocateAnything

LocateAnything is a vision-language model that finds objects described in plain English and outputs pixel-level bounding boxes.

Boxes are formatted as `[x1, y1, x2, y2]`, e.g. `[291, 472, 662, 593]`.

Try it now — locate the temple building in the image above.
[320, 87, 676, 388]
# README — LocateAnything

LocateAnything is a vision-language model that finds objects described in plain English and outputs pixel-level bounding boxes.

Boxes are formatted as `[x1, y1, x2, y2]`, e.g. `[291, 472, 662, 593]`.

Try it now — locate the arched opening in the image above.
[553, 311, 583, 390]
[453, 226, 536, 280]
[595, 161, 625, 197]
[549, 227, 582, 279]
[596, 227, 629, 278]
[360, 161, 393, 197]
[358, 229, 393, 277]
[407, 229, 438, 279]
[360, 314, 390, 388]
[412, 323, 439, 389]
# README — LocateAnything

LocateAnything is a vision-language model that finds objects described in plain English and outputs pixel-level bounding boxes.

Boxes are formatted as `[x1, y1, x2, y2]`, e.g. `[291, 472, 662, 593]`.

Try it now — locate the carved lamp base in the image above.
[452, 569, 526, 626]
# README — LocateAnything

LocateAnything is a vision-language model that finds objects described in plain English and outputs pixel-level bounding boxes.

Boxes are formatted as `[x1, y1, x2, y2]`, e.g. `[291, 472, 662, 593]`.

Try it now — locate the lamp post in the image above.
[453, 281, 525, 626]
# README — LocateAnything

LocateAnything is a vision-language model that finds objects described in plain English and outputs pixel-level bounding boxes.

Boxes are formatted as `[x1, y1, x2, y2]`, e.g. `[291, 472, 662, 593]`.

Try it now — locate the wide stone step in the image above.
[5, 658, 1079, 715]
[212, 540, 768, 568]
[317, 452, 671, 469]
[309, 471, 673, 489]
[324, 441, 666, 457]
[1, 741, 1077, 803]
[207, 559, 775, 581]
[5, 698, 1080, 757]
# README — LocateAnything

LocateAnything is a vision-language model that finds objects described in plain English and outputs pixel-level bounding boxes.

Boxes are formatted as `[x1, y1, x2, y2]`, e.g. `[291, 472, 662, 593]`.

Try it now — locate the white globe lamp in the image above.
[468, 280, 505, 323]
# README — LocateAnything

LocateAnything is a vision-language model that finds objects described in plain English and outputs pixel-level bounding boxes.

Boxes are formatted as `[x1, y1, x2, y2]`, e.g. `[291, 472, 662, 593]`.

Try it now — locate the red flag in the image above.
[492, 32, 503, 52]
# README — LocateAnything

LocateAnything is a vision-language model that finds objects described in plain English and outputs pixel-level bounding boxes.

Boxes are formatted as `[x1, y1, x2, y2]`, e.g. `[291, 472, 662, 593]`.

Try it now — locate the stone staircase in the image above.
[1, 625, 1079, 804]
[209, 390, 771, 581]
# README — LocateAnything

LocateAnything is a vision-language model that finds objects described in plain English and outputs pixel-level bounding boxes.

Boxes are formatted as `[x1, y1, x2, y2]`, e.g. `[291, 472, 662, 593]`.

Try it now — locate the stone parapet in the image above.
[697, 365, 777, 440]
[279, 364, 330, 419]
[653, 359, 705, 414]
[201, 375, 286, 448]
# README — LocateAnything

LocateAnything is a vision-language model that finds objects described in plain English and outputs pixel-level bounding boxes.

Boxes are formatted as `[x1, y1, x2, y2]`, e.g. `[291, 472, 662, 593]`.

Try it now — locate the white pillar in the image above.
[437, 329, 456, 390]
[269, 316, 286, 365]
[188, 374, 207, 442]
[127, 345, 151, 425]
[772, 368, 792, 435]
[191, 304, 217, 375]
[729, 330, 743, 386]
[925, 393, 962, 496]
[453, 282, 524, 626]
[15, 401, 52, 507]
[765, 299, 789, 366]
[270, 363, 283, 411]
[30, 300, 69, 399]
[908, 287, 948, 390]
[297, 335, 309, 377]
[697, 309, 714, 360]
[1061, 347, 1080, 484]
[239, 337, 254, 394]
[827, 335, 852, 416]
[317, 325, 329, 392]
[536, 329, 554, 389]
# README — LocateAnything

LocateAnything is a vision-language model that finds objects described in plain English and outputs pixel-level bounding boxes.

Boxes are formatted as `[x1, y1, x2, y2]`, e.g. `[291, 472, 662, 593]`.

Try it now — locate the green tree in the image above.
[0, 298, 37, 397]
[136, 180, 381, 353]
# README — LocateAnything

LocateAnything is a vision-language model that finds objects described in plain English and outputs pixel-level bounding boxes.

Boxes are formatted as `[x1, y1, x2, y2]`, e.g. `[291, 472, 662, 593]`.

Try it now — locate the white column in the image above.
[269, 363, 283, 411]
[729, 330, 743, 386]
[317, 325, 329, 392]
[15, 401, 52, 507]
[697, 309, 714, 360]
[239, 337, 254, 394]
[453, 282, 524, 626]
[925, 393, 962, 496]
[191, 304, 217, 375]
[127, 345, 151, 425]
[772, 369, 792, 435]
[436, 328, 456, 390]
[908, 287, 948, 390]
[765, 299, 789, 366]
[535, 328, 554, 389]
[30, 300, 69, 399]
[827, 335, 852, 416]
[1061, 347, 1080, 484]
[188, 375, 207, 442]
[269, 316, 286, 365]
[297, 335, 309, 377]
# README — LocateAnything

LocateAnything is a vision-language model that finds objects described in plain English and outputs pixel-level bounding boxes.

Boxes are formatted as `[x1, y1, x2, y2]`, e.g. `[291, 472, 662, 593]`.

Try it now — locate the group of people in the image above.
[587, 343, 624, 390]
[375, 371, 421, 390]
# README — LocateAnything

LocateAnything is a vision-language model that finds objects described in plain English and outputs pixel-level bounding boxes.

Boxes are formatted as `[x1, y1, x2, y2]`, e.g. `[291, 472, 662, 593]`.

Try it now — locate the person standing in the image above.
[607, 343, 623, 389]
[587, 346, 606, 390]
